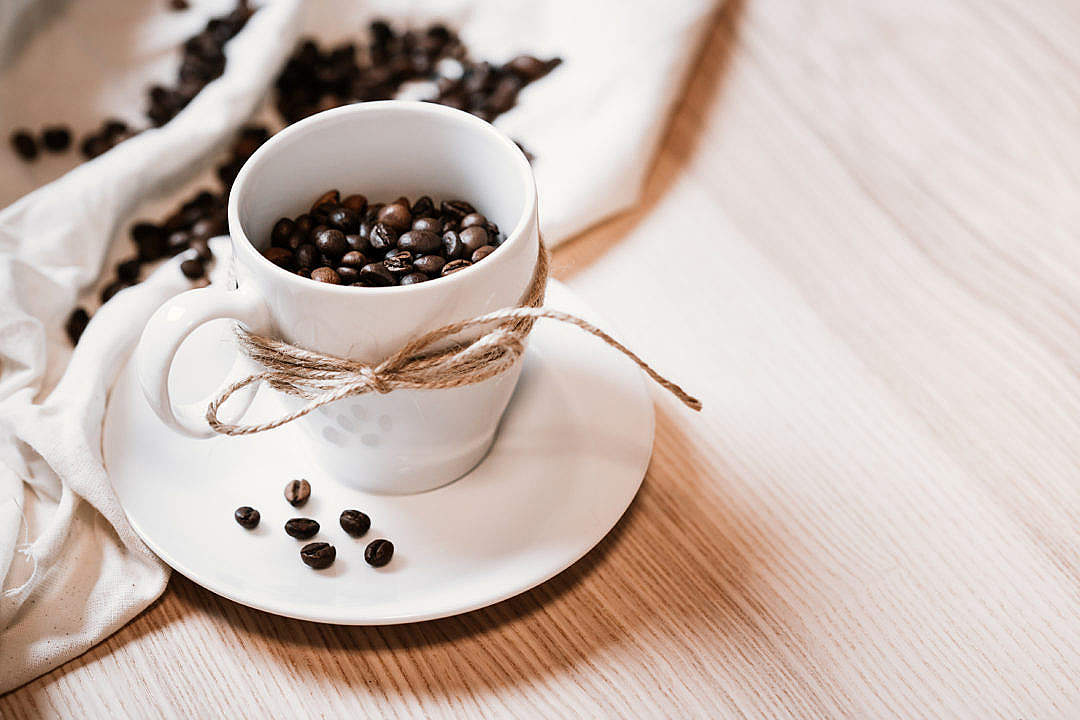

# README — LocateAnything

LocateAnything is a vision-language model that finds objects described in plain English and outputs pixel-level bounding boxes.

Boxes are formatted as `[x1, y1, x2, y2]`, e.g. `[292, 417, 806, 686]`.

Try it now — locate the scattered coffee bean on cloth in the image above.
[364, 539, 394, 567]
[284, 478, 311, 506]
[339, 509, 370, 537]
[263, 191, 505, 287]
[234, 506, 260, 529]
[284, 518, 320, 539]
[300, 542, 336, 569]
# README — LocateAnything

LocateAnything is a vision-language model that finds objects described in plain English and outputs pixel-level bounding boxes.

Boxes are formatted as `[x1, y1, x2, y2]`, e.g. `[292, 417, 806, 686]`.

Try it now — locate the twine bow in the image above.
[206, 239, 701, 436]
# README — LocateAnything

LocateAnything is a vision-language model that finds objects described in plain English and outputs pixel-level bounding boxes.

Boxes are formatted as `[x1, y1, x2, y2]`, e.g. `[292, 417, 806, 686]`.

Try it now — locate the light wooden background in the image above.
[7, 0, 1080, 716]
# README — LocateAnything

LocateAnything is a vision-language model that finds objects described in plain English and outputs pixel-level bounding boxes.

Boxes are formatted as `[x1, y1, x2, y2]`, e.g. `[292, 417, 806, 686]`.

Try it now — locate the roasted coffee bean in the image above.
[339, 509, 371, 537]
[191, 237, 213, 262]
[411, 195, 435, 218]
[506, 54, 557, 80]
[116, 258, 141, 283]
[295, 243, 318, 268]
[369, 222, 397, 251]
[10, 130, 37, 160]
[41, 126, 72, 152]
[296, 267, 311, 278]
[336, 266, 360, 283]
[413, 254, 446, 276]
[384, 252, 413, 275]
[345, 233, 372, 255]
[65, 307, 90, 345]
[314, 227, 347, 258]
[411, 216, 442, 233]
[180, 258, 205, 279]
[101, 280, 132, 303]
[311, 189, 340, 212]
[170, 0, 190, 11]
[396, 229, 441, 255]
[285, 518, 320, 539]
[191, 215, 225, 239]
[364, 538, 394, 567]
[327, 207, 359, 233]
[441, 258, 472, 276]
[271, 218, 295, 246]
[263, 247, 294, 268]
[442, 230, 464, 260]
[284, 479, 311, 506]
[440, 199, 474, 219]
[363, 203, 384, 225]
[341, 250, 367, 268]
[234, 506, 260, 529]
[399, 272, 428, 285]
[300, 542, 336, 569]
[311, 266, 341, 284]
[459, 225, 489, 254]
[166, 230, 192, 256]
[342, 193, 368, 213]
[358, 262, 394, 286]
[460, 212, 486, 229]
[377, 203, 412, 231]
[131, 222, 167, 261]
[295, 214, 315, 235]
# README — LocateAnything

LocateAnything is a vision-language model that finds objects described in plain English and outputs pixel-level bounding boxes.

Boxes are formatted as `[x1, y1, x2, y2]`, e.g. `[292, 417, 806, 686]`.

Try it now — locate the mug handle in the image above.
[136, 284, 272, 438]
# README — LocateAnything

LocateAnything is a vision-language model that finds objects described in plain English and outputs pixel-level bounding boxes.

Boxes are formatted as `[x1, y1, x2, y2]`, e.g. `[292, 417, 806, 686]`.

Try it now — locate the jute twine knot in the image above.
[206, 238, 701, 436]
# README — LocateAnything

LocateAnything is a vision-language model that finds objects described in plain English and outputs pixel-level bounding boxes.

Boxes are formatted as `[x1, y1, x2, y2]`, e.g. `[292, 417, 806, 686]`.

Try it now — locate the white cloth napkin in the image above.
[0, 0, 715, 693]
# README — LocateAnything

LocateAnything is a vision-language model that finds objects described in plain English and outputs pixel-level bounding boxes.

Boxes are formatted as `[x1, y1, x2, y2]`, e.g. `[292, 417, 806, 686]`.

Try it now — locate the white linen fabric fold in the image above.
[0, 0, 714, 693]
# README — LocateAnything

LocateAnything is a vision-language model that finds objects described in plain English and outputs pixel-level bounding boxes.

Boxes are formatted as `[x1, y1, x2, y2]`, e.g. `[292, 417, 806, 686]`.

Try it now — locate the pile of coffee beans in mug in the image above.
[232, 479, 394, 570]
[263, 190, 504, 286]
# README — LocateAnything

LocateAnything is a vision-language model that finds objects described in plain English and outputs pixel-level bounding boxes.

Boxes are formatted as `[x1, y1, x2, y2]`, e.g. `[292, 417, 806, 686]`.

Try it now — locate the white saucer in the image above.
[103, 280, 654, 624]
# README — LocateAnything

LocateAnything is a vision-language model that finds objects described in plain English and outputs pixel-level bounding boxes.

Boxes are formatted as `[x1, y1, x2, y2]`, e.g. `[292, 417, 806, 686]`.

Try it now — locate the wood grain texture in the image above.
[6, 0, 1080, 716]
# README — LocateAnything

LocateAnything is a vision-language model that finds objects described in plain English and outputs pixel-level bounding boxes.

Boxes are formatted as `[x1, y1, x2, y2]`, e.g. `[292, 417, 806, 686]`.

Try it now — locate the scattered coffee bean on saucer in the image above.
[285, 518, 320, 539]
[364, 538, 394, 567]
[65, 307, 90, 345]
[339, 509, 371, 537]
[301, 542, 336, 569]
[41, 126, 72, 152]
[284, 478, 311, 506]
[10, 130, 37, 161]
[234, 506, 260, 529]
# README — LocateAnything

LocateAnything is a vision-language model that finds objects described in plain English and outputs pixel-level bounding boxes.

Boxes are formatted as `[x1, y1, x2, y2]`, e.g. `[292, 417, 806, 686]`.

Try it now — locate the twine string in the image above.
[206, 239, 701, 436]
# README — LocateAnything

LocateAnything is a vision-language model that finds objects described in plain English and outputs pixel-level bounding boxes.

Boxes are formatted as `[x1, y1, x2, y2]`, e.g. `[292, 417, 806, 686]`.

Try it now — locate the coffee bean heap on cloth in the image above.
[264, 191, 504, 287]
[232, 481, 393, 570]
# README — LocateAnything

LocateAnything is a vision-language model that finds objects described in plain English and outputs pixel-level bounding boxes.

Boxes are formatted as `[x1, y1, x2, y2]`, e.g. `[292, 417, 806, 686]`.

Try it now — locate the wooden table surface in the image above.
[7, 0, 1080, 716]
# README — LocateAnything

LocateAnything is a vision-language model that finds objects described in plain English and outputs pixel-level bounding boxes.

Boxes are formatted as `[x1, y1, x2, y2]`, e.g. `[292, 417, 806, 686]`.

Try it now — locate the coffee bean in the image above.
[342, 193, 368, 213]
[300, 542, 336, 569]
[166, 230, 192, 256]
[191, 237, 213, 261]
[10, 130, 37, 160]
[263, 247, 294, 268]
[377, 203, 412, 231]
[345, 233, 372, 255]
[191, 215, 225, 239]
[505, 54, 555, 80]
[327, 207, 359, 233]
[295, 214, 315, 235]
[234, 506, 260, 529]
[441, 258, 472, 276]
[411, 195, 436, 218]
[131, 222, 167, 261]
[339, 509, 371, 537]
[399, 272, 428, 285]
[65, 307, 90, 345]
[460, 212, 486, 229]
[41, 126, 72, 152]
[297, 267, 312, 278]
[384, 252, 414, 275]
[397, 229, 441, 255]
[180, 258, 205, 279]
[101, 280, 132, 303]
[340, 250, 367, 268]
[116, 258, 141, 283]
[271, 218, 295, 246]
[359, 262, 394, 286]
[314, 227, 346, 258]
[411, 216, 442, 233]
[292, 243, 318, 268]
[442, 230, 464, 260]
[459, 225, 489, 254]
[369, 223, 397, 251]
[364, 538, 394, 567]
[471, 245, 496, 263]
[311, 189, 340, 212]
[170, 0, 190, 11]
[311, 266, 341, 284]
[440, 199, 475, 219]
[363, 203, 384, 224]
[285, 518, 320, 539]
[284, 478, 311, 507]
[413, 254, 446, 276]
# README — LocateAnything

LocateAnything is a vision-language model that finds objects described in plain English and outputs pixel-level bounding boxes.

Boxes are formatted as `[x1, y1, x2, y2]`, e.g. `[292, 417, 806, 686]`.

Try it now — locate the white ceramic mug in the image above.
[136, 101, 539, 494]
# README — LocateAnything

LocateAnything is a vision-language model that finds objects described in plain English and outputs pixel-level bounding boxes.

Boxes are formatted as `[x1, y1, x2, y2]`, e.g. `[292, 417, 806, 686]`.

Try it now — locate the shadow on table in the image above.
[551, 0, 745, 283]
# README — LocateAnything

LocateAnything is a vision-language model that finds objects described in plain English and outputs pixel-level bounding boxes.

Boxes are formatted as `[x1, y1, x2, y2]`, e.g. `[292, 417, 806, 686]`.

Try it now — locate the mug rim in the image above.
[227, 100, 537, 296]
